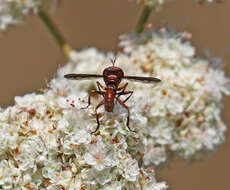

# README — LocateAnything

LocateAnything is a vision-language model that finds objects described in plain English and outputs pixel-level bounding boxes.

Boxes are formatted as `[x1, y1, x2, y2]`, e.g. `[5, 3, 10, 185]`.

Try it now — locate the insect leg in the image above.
[91, 100, 104, 134]
[116, 97, 136, 133]
[116, 83, 129, 103]
[116, 91, 133, 103]
[81, 90, 105, 109]
[96, 81, 106, 92]
[117, 82, 128, 91]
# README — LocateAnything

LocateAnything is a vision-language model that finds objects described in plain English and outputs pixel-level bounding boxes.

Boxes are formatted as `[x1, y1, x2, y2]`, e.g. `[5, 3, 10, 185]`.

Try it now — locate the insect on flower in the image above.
[64, 58, 161, 134]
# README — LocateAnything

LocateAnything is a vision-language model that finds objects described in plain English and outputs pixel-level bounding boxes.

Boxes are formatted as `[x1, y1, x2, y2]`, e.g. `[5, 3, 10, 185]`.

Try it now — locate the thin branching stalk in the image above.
[135, 5, 152, 34]
[38, 9, 71, 59]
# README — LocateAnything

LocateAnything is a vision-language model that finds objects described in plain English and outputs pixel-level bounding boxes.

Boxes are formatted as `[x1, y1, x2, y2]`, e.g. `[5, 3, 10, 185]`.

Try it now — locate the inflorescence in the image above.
[0, 30, 229, 189]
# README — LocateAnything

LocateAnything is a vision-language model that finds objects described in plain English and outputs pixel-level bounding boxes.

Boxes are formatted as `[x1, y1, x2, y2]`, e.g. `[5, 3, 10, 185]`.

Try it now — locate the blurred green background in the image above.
[0, 0, 229, 189]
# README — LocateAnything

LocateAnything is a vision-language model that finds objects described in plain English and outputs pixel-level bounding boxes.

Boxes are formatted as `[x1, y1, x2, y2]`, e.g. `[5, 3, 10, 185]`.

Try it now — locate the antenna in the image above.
[110, 57, 116, 66]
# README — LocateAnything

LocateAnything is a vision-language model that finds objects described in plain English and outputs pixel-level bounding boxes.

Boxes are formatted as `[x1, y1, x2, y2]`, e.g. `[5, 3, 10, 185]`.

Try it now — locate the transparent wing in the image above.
[64, 74, 103, 80]
[123, 76, 161, 83]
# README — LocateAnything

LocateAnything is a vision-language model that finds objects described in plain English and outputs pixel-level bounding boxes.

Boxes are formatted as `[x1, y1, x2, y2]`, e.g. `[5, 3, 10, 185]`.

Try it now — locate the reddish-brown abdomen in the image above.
[105, 88, 115, 112]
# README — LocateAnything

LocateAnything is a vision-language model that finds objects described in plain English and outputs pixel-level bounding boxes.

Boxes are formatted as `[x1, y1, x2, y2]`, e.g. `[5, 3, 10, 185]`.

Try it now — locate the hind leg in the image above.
[116, 97, 136, 133]
[91, 100, 104, 134]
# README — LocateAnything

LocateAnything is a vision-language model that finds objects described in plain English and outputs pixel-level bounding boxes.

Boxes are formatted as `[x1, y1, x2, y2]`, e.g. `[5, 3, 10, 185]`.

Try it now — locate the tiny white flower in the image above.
[23, 174, 31, 184]
[143, 181, 168, 190]
[70, 129, 91, 145]
[84, 139, 117, 171]
[143, 146, 167, 165]
[102, 181, 123, 190]
[118, 157, 139, 181]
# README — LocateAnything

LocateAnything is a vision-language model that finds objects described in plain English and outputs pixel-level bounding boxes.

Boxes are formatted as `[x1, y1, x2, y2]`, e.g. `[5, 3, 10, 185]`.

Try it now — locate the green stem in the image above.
[38, 9, 71, 59]
[135, 6, 152, 34]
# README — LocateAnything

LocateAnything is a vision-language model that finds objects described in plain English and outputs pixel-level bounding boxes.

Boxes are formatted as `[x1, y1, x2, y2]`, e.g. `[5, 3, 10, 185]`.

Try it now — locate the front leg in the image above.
[117, 82, 128, 92]
[96, 81, 106, 93]
[116, 83, 129, 103]
[81, 90, 105, 109]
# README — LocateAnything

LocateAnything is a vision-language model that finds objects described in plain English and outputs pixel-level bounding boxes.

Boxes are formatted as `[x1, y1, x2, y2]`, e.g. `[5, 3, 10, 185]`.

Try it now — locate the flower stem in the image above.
[38, 9, 71, 59]
[135, 6, 152, 34]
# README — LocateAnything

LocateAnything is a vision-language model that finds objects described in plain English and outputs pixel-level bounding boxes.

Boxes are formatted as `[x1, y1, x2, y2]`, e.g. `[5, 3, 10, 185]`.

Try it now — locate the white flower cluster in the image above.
[0, 30, 228, 189]
[0, 90, 167, 189]
[136, 0, 215, 7]
[0, 0, 55, 31]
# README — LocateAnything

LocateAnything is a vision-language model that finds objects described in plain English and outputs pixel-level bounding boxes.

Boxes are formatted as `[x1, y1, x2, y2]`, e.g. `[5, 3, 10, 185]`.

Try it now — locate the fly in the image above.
[64, 58, 161, 134]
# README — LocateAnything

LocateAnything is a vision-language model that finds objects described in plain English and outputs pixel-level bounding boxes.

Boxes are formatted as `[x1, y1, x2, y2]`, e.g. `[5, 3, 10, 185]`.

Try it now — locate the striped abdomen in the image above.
[105, 88, 115, 112]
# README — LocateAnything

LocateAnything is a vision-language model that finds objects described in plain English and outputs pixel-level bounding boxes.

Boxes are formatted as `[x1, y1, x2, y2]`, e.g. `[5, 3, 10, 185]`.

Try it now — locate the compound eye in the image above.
[118, 71, 123, 77]
[103, 70, 110, 76]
